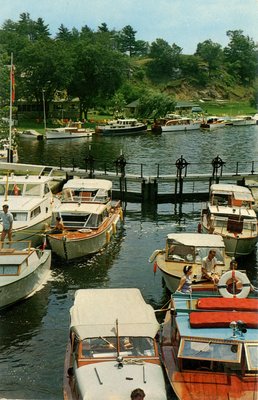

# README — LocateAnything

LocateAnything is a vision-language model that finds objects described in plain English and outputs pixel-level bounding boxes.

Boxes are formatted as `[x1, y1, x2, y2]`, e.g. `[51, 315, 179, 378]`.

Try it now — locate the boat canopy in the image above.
[70, 288, 160, 340]
[210, 184, 254, 200]
[166, 233, 225, 248]
[63, 179, 112, 192]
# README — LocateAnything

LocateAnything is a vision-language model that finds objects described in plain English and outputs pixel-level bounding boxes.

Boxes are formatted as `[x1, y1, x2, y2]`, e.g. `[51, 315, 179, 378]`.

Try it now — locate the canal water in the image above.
[0, 124, 258, 399]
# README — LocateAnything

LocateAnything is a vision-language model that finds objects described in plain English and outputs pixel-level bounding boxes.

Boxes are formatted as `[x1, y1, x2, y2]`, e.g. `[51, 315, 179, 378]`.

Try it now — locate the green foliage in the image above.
[137, 91, 176, 119]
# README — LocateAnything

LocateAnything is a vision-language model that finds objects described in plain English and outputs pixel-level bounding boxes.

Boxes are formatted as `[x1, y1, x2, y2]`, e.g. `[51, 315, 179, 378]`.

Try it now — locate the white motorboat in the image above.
[63, 288, 167, 400]
[0, 240, 51, 309]
[149, 233, 231, 293]
[47, 178, 123, 260]
[95, 118, 147, 135]
[231, 115, 256, 126]
[161, 117, 201, 132]
[46, 122, 94, 139]
[200, 116, 225, 130]
[200, 183, 258, 257]
[0, 170, 61, 246]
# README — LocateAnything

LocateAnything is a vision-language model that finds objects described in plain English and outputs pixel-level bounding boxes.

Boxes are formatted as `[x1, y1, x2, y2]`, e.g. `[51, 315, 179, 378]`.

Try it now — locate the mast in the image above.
[8, 52, 14, 163]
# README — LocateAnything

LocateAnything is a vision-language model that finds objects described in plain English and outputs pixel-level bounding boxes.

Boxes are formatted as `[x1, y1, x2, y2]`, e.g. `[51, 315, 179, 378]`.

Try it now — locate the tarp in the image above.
[63, 179, 112, 191]
[167, 233, 225, 248]
[70, 288, 160, 339]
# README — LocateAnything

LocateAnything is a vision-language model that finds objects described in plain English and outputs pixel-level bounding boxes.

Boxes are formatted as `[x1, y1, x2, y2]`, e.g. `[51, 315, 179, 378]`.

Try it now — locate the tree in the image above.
[67, 41, 128, 119]
[117, 25, 137, 56]
[17, 40, 74, 116]
[224, 30, 257, 85]
[147, 39, 182, 80]
[195, 40, 223, 77]
[137, 91, 176, 119]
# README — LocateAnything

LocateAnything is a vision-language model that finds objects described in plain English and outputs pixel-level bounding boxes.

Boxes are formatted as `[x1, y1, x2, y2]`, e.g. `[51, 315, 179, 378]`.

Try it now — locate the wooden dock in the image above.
[1, 158, 258, 204]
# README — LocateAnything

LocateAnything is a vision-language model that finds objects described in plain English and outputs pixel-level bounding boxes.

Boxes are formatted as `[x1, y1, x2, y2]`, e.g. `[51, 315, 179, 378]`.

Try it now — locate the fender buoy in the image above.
[149, 249, 162, 263]
[197, 223, 202, 233]
[112, 223, 117, 234]
[218, 270, 251, 298]
[153, 261, 158, 274]
[106, 230, 111, 243]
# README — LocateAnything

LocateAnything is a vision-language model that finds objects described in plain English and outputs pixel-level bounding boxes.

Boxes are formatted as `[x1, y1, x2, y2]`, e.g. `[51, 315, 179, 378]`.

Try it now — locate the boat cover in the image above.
[70, 288, 160, 339]
[196, 297, 258, 312]
[63, 179, 112, 191]
[190, 311, 258, 328]
[167, 233, 225, 248]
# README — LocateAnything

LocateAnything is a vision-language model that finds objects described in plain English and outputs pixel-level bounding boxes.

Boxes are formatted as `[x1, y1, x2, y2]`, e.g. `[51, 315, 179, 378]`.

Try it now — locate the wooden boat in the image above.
[200, 183, 258, 257]
[63, 288, 167, 400]
[161, 291, 258, 400]
[46, 122, 94, 139]
[0, 240, 51, 309]
[95, 118, 147, 135]
[47, 179, 123, 260]
[149, 233, 232, 294]
[161, 117, 201, 132]
[0, 170, 61, 246]
[200, 116, 225, 130]
[231, 115, 256, 126]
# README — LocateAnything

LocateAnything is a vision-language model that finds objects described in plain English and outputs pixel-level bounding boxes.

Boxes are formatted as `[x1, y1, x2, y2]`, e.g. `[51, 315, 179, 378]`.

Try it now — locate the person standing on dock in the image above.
[0, 204, 13, 243]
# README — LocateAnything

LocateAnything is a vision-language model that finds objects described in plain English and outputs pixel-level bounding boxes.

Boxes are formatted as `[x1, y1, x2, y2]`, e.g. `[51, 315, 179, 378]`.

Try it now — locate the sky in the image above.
[0, 0, 257, 54]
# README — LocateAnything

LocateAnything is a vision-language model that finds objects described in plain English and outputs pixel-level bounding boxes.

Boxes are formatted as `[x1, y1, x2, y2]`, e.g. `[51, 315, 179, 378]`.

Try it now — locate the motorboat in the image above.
[231, 115, 256, 126]
[47, 179, 123, 260]
[161, 117, 201, 132]
[200, 183, 258, 257]
[149, 233, 231, 294]
[95, 118, 147, 135]
[0, 240, 51, 309]
[200, 116, 225, 130]
[0, 169, 61, 246]
[160, 291, 258, 400]
[46, 121, 94, 139]
[63, 288, 167, 400]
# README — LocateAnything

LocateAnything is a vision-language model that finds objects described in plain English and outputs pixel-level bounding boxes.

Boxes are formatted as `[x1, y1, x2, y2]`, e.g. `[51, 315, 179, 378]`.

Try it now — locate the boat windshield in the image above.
[166, 240, 224, 264]
[179, 338, 241, 363]
[81, 336, 155, 358]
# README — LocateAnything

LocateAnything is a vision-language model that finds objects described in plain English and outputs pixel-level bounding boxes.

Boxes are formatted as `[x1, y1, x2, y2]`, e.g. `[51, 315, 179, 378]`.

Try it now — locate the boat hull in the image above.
[48, 212, 121, 260]
[0, 249, 51, 309]
[96, 124, 147, 135]
[162, 345, 258, 400]
[201, 223, 258, 257]
[162, 122, 200, 132]
[46, 129, 93, 139]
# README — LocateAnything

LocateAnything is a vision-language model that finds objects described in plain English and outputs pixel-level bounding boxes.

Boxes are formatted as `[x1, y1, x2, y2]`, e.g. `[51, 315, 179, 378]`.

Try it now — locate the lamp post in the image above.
[42, 89, 46, 132]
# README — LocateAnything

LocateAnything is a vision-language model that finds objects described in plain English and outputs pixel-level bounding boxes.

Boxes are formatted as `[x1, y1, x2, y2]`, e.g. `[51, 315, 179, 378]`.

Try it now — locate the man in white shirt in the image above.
[202, 249, 219, 283]
[0, 204, 13, 242]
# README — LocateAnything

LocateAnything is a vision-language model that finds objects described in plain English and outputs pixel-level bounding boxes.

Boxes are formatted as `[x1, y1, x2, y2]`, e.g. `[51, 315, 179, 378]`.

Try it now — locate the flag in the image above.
[10, 65, 15, 103]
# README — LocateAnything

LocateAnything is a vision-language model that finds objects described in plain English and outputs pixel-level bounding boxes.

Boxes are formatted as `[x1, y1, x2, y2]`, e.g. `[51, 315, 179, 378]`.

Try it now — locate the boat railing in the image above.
[0, 240, 33, 254]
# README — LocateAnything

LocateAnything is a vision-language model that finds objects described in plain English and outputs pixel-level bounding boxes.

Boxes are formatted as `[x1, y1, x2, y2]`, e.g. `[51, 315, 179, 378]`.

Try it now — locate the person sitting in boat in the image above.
[130, 388, 145, 400]
[175, 265, 192, 294]
[50, 216, 64, 234]
[202, 249, 219, 283]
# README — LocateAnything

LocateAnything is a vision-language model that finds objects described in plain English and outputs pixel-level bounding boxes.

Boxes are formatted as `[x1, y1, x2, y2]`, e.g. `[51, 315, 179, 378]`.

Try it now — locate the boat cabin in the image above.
[51, 203, 110, 230]
[61, 179, 112, 204]
[165, 233, 226, 266]
[0, 241, 44, 276]
[210, 184, 255, 208]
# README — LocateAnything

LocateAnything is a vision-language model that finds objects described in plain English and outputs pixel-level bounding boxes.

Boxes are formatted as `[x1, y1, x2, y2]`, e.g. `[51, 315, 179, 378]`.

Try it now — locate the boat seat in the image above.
[190, 311, 258, 328]
[196, 297, 258, 312]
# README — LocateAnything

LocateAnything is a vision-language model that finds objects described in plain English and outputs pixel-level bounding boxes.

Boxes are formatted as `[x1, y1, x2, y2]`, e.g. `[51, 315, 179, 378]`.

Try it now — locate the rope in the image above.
[123, 358, 145, 365]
